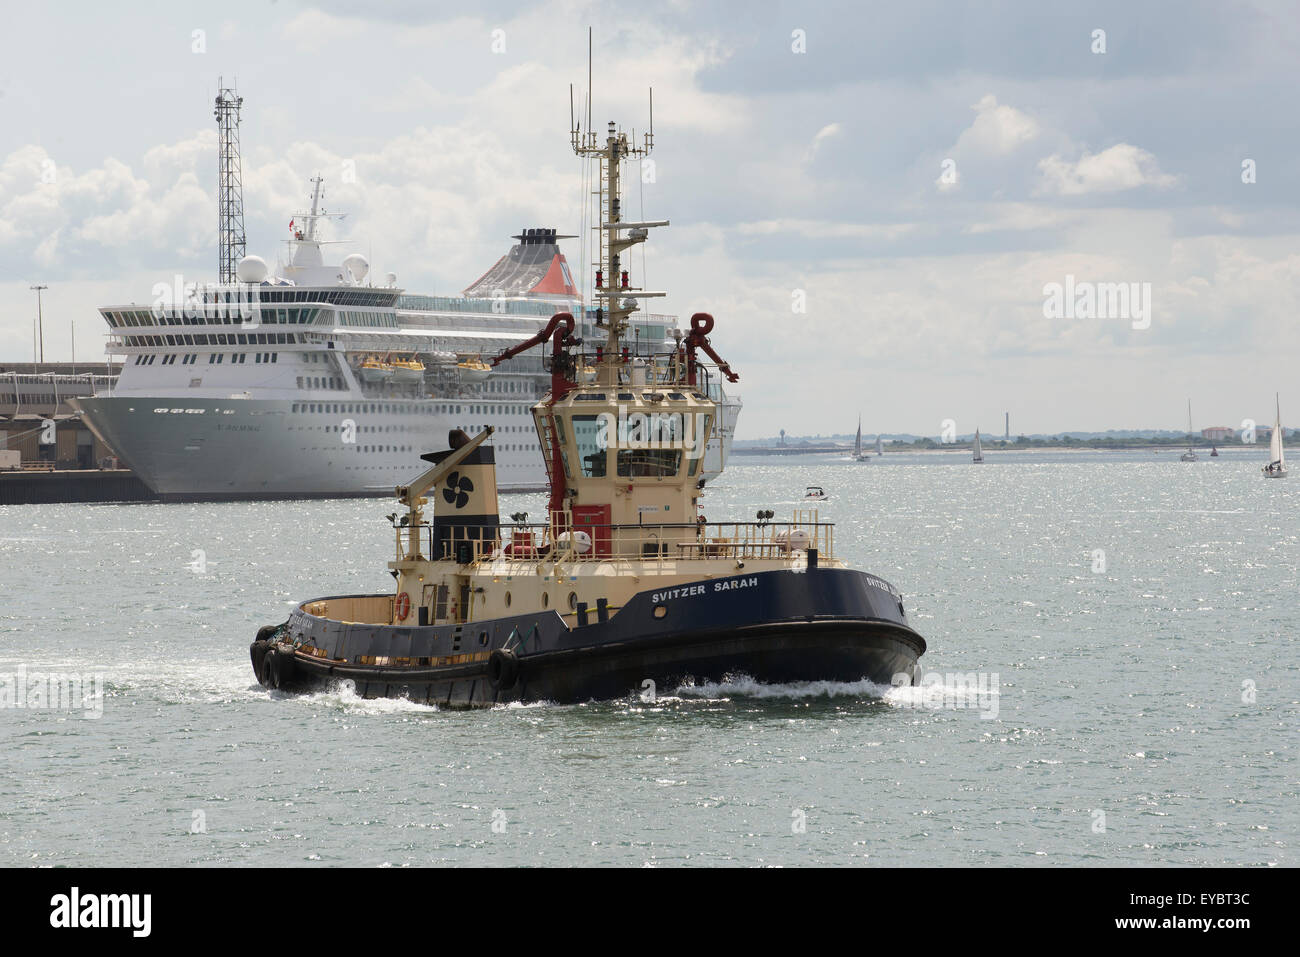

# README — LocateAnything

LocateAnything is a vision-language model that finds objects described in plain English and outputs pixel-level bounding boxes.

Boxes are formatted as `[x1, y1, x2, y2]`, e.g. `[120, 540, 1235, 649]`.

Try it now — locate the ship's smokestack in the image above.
[422, 432, 500, 560]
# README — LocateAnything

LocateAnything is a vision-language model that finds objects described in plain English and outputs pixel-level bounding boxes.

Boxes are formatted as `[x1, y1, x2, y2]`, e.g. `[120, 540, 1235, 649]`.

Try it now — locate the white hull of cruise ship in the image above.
[70, 395, 544, 498]
[71, 392, 737, 499]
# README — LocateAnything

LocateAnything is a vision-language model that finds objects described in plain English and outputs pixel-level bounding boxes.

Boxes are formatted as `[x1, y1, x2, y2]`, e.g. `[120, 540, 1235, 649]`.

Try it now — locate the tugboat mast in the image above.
[571, 84, 667, 385]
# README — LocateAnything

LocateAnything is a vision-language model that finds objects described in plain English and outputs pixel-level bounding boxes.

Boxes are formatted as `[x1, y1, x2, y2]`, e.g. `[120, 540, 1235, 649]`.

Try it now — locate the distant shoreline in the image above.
[732, 442, 1281, 456]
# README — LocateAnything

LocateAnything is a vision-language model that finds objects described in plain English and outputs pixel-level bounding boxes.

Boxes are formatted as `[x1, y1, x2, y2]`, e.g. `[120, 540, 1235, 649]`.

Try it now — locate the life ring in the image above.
[395, 592, 411, 621]
[487, 648, 519, 691]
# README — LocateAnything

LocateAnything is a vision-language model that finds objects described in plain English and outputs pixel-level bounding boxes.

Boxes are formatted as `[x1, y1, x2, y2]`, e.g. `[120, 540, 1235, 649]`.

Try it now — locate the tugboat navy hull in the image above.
[252, 567, 926, 707]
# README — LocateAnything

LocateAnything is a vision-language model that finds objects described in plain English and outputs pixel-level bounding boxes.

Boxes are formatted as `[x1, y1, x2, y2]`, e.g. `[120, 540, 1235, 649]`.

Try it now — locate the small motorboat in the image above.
[804, 485, 827, 500]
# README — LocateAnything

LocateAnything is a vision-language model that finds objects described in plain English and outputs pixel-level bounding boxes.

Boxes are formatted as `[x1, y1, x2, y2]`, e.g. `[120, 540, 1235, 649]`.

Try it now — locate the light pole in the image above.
[30, 284, 48, 365]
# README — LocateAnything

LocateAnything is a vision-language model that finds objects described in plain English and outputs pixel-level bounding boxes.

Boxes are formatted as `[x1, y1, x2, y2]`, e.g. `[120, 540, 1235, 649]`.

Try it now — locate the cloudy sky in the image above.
[2, 0, 1297, 437]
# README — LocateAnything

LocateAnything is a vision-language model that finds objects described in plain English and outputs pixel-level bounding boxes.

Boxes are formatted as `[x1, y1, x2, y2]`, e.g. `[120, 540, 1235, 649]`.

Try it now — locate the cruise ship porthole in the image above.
[504, 592, 511, 608]
[568, 592, 578, 611]
[542, 593, 549, 609]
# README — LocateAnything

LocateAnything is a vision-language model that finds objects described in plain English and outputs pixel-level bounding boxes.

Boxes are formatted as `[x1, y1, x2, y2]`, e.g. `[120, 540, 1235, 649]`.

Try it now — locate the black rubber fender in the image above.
[255, 622, 284, 643]
[487, 648, 520, 691]
[262, 648, 284, 690]
[250, 640, 271, 685]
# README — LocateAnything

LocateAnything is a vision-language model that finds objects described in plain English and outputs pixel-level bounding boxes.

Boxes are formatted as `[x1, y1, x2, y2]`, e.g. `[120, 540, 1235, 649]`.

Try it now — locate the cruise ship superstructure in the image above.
[72, 91, 739, 500]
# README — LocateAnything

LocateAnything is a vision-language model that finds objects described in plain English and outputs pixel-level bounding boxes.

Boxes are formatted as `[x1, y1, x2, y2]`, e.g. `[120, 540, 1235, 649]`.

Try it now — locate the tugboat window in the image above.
[617, 449, 681, 477]
[572, 415, 607, 477]
[687, 415, 711, 477]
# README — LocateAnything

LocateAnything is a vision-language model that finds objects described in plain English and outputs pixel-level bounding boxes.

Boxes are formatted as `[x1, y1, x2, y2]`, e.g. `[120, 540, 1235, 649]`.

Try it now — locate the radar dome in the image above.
[385, 272, 397, 287]
[235, 255, 268, 283]
[342, 253, 370, 284]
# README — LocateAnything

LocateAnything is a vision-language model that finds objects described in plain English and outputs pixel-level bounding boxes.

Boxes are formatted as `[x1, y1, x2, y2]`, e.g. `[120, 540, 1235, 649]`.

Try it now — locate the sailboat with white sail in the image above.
[852, 416, 870, 462]
[876, 434, 883, 456]
[1263, 394, 1287, 478]
[972, 428, 984, 464]
[1180, 400, 1198, 462]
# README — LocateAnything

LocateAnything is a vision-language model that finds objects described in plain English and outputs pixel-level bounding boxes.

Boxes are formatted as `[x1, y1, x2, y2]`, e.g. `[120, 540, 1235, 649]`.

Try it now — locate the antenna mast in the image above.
[304, 174, 325, 241]
[571, 35, 665, 386]
[214, 78, 246, 284]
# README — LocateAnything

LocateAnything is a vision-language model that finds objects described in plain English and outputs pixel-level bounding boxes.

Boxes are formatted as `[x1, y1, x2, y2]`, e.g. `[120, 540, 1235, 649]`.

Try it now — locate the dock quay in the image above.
[0, 467, 158, 505]
[0, 362, 159, 503]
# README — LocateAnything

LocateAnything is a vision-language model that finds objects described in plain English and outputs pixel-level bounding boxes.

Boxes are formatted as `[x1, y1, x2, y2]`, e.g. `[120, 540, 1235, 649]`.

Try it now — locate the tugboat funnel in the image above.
[421, 430, 500, 561]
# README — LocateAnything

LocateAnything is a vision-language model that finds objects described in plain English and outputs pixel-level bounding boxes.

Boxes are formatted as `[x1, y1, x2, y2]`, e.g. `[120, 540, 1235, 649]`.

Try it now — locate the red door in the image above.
[572, 504, 611, 557]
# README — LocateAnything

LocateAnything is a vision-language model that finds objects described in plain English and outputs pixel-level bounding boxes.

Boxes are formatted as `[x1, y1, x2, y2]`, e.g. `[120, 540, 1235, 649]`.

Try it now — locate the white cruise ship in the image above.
[72, 183, 740, 500]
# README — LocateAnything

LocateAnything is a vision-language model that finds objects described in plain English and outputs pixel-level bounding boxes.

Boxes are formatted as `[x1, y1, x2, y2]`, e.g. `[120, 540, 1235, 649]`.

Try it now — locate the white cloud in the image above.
[734, 218, 915, 241]
[1037, 143, 1179, 196]
[954, 94, 1039, 157]
[936, 94, 1039, 191]
[803, 123, 843, 163]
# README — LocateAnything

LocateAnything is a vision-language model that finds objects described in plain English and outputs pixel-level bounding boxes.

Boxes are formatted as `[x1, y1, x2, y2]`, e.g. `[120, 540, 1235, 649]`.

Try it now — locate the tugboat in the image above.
[249, 103, 927, 706]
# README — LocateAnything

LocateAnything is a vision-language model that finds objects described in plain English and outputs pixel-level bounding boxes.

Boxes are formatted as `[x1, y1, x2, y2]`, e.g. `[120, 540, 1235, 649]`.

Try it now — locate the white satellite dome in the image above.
[235, 255, 268, 283]
[342, 253, 369, 284]
[385, 272, 397, 287]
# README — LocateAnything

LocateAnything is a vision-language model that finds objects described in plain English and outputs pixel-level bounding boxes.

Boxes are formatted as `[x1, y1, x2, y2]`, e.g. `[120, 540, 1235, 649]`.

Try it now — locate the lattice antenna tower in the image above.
[214, 77, 246, 284]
